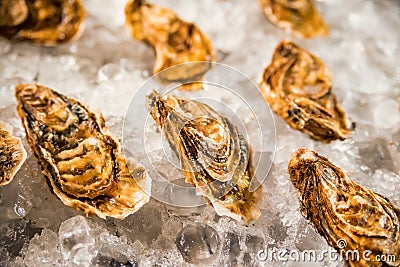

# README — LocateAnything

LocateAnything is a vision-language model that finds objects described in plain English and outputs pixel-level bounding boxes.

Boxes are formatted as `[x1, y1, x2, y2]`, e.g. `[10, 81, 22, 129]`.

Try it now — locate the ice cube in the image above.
[357, 137, 395, 173]
[116, 205, 162, 245]
[175, 223, 221, 264]
[23, 229, 62, 267]
[58, 216, 96, 266]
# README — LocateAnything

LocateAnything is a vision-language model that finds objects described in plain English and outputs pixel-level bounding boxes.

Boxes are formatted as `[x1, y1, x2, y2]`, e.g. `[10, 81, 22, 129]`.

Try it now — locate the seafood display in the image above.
[260, 40, 352, 142]
[289, 148, 400, 267]
[146, 90, 262, 223]
[259, 0, 329, 38]
[0, 0, 398, 265]
[0, 122, 27, 186]
[15, 84, 150, 219]
[125, 0, 215, 90]
[0, 0, 85, 45]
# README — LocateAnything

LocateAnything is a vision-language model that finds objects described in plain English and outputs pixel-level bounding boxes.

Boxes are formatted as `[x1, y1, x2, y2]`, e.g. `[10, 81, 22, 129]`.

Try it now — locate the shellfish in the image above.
[15, 84, 150, 219]
[0, 0, 85, 45]
[0, 122, 27, 186]
[260, 40, 352, 142]
[147, 90, 262, 223]
[259, 0, 329, 38]
[125, 0, 215, 90]
[289, 148, 400, 267]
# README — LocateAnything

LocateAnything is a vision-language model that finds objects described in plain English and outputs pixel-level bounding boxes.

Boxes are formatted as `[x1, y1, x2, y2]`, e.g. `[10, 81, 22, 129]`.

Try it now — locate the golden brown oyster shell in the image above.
[124, 0, 216, 91]
[259, 0, 329, 38]
[289, 148, 400, 267]
[260, 40, 352, 142]
[0, 0, 28, 27]
[0, 122, 27, 186]
[147, 90, 262, 223]
[0, 0, 85, 45]
[15, 84, 150, 219]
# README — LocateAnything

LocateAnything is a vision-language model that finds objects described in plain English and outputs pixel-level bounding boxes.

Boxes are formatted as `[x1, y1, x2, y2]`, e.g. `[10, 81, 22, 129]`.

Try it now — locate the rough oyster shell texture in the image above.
[15, 84, 150, 219]
[260, 40, 352, 142]
[147, 90, 262, 223]
[289, 148, 400, 267]
[0, 0, 85, 45]
[0, 122, 27, 186]
[124, 0, 216, 90]
[259, 0, 329, 38]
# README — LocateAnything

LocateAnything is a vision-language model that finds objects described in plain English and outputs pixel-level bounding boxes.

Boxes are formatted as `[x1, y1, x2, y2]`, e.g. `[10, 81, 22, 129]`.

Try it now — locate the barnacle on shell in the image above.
[259, 0, 329, 38]
[289, 148, 400, 267]
[147, 90, 262, 223]
[15, 84, 150, 219]
[0, 0, 85, 45]
[125, 0, 215, 90]
[260, 40, 352, 142]
[0, 122, 27, 186]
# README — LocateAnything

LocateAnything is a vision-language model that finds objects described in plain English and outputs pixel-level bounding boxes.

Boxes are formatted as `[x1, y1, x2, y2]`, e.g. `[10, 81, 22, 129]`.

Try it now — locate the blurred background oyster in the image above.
[0, 0, 85, 45]
[259, 0, 329, 38]
[124, 0, 215, 90]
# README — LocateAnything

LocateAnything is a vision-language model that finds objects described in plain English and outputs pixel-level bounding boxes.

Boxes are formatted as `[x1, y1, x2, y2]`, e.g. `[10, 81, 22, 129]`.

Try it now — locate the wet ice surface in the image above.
[0, 0, 399, 266]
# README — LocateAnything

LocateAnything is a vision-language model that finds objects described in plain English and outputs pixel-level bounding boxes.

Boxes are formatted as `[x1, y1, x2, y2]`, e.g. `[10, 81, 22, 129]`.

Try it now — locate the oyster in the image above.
[259, 0, 329, 38]
[260, 40, 352, 142]
[0, 0, 28, 27]
[0, 122, 27, 186]
[0, 0, 85, 45]
[289, 148, 400, 267]
[15, 84, 150, 219]
[147, 90, 262, 223]
[125, 0, 215, 90]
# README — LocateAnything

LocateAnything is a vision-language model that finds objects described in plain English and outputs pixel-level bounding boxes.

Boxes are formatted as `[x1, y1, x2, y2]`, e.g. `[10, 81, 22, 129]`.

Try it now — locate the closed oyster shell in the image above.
[0, 0, 28, 27]
[259, 0, 329, 38]
[0, 122, 27, 186]
[147, 90, 262, 223]
[0, 0, 85, 45]
[289, 148, 400, 267]
[125, 0, 215, 90]
[260, 40, 352, 142]
[15, 84, 150, 219]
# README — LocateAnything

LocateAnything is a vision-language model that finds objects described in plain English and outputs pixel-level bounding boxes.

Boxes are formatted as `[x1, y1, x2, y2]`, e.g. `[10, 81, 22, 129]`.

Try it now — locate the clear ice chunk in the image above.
[357, 137, 395, 173]
[175, 223, 221, 264]
[23, 229, 62, 267]
[58, 215, 96, 266]
[116, 205, 162, 245]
